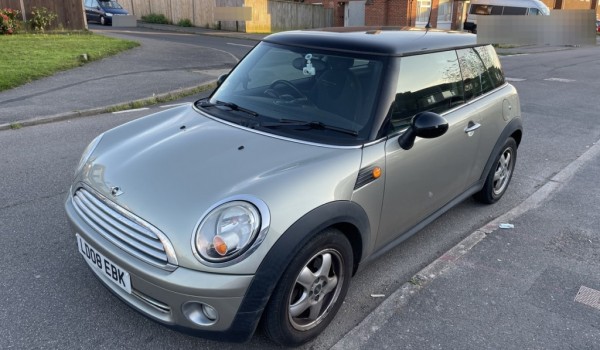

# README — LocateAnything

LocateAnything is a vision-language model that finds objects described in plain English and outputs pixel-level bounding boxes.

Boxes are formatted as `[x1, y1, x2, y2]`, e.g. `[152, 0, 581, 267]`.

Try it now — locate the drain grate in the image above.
[574, 286, 600, 311]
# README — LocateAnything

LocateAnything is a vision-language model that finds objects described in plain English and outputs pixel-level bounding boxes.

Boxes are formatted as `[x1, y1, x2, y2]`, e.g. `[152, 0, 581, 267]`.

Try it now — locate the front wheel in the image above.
[474, 137, 517, 204]
[263, 228, 353, 346]
[100, 16, 106, 25]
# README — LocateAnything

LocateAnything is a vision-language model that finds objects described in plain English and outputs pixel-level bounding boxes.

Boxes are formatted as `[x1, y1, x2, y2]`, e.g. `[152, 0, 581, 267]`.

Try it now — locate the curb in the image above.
[135, 22, 265, 42]
[332, 138, 600, 350]
[0, 81, 217, 131]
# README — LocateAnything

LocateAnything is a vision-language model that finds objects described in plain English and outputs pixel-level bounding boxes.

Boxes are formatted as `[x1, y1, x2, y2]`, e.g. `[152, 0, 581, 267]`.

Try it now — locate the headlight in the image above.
[194, 201, 263, 263]
[76, 133, 103, 174]
[106, 12, 113, 17]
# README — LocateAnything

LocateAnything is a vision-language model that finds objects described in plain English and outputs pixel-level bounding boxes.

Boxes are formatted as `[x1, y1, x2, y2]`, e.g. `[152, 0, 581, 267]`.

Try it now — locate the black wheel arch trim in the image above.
[214, 200, 370, 341]
[479, 118, 523, 183]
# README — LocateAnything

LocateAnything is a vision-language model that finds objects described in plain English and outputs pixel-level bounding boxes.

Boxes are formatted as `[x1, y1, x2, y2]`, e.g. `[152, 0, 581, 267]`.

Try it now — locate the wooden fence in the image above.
[119, 0, 333, 33]
[0, 0, 86, 30]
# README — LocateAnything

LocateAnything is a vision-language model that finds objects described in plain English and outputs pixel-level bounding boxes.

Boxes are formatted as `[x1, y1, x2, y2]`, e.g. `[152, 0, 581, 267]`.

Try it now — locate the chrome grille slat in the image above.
[73, 188, 174, 268]
[73, 196, 167, 263]
[80, 190, 156, 239]
[76, 193, 165, 252]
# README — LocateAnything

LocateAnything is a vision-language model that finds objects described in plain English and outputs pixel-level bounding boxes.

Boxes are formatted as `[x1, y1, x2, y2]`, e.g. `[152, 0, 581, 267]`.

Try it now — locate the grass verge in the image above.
[0, 32, 139, 92]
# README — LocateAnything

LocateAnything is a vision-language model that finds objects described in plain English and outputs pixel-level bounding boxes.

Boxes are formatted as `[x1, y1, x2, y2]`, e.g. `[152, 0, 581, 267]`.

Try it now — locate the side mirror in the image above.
[216, 74, 228, 87]
[398, 111, 449, 150]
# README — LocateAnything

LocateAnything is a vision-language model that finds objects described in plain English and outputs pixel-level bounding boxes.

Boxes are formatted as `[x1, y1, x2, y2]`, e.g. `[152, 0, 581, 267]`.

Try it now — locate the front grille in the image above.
[73, 187, 177, 270]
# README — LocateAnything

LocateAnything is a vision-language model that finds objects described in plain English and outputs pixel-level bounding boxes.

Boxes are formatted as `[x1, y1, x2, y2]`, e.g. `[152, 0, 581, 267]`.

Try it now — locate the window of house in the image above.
[388, 51, 464, 131]
[416, 0, 432, 24]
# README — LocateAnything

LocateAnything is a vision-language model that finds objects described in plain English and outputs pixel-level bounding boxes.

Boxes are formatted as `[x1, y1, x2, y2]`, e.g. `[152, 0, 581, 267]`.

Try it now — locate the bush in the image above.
[141, 13, 169, 24]
[30, 7, 57, 32]
[177, 18, 193, 27]
[0, 8, 20, 35]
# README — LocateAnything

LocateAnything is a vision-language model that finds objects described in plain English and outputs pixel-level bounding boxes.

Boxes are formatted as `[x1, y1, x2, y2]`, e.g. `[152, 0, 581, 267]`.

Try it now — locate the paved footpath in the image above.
[334, 139, 600, 349]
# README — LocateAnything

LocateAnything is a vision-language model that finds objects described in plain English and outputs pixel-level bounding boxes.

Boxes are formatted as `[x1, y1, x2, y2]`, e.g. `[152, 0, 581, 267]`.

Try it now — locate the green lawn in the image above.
[0, 33, 139, 92]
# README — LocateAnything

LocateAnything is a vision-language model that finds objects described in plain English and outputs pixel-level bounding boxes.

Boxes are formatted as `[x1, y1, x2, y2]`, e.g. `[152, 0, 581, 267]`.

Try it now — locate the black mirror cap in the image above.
[413, 111, 448, 139]
[398, 111, 449, 150]
[217, 74, 228, 87]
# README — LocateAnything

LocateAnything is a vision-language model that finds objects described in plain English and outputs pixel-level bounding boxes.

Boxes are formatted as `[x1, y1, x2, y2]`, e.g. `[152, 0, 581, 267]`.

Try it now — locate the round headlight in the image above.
[194, 201, 261, 263]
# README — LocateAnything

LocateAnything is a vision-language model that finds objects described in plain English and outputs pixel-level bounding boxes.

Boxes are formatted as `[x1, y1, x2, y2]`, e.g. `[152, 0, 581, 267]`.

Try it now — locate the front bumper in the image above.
[65, 196, 256, 338]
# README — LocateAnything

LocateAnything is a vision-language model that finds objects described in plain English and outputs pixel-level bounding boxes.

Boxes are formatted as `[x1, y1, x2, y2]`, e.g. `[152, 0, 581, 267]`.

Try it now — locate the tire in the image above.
[100, 16, 106, 25]
[263, 228, 353, 346]
[474, 137, 517, 204]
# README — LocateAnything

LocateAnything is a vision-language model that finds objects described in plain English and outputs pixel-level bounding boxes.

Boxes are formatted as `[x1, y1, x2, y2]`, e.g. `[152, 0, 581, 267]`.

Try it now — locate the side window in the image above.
[388, 51, 464, 131]
[502, 6, 527, 15]
[491, 6, 504, 15]
[474, 45, 505, 88]
[528, 8, 540, 15]
[457, 48, 494, 101]
[470, 4, 492, 15]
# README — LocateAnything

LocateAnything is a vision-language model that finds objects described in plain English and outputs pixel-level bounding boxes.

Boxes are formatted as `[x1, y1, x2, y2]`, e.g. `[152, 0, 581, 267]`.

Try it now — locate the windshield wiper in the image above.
[262, 119, 358, 136]
[196, 99, 258, 117]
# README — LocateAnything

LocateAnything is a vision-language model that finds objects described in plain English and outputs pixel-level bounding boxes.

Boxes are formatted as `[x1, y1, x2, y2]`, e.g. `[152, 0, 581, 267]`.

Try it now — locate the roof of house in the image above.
[262, 27, 478, 57]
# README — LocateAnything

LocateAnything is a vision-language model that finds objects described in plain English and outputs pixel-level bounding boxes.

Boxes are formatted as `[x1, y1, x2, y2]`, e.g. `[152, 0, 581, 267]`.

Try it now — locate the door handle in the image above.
[464, 122, 481, 133]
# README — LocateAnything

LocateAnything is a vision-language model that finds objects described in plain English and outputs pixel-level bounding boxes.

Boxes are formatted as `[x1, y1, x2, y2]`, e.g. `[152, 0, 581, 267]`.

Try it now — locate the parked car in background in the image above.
[464, 0, 550, 32]
[596, 19, 600, 33]
[84, 0, 128, 26]
[66, 27, 523, 346]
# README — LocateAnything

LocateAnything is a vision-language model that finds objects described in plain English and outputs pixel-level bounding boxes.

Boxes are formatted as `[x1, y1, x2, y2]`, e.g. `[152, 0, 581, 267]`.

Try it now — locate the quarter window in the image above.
[474, 45, 505, 89]
[456, 48, 494, 100]
[388, 51, 464, 131]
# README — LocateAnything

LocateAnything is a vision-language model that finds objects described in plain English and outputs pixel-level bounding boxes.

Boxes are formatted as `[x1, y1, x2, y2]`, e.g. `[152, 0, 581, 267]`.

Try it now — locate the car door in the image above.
[375, 50, 482, 250]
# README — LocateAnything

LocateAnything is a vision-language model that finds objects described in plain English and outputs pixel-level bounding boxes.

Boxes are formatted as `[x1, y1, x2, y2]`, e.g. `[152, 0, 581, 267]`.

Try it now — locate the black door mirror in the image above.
[216, 74, 228, 87]
[398, 111, 449, 150]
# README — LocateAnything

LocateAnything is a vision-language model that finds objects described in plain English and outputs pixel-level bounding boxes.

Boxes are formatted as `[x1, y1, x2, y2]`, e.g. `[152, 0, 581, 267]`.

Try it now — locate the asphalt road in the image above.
[1, 46, 599, 349]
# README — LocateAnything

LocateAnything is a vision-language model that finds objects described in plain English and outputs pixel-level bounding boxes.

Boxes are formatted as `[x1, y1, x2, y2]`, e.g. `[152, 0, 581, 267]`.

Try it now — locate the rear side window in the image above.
[502, 6, 527, 15]
[456, 48, 494, 100]
[388, 51, 464, 131]
[470, 4, 492, 14]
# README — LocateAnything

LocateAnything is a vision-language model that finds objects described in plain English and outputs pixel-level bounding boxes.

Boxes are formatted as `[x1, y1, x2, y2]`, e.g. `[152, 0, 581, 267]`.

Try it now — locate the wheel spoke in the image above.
[308, 298, 325, 321]
[297, 266, 317, 289]
[289, 292, 312, 317]
[323, 275, 338, 295]
[315, 253, 332, 278]
[493, 167, 504, 182]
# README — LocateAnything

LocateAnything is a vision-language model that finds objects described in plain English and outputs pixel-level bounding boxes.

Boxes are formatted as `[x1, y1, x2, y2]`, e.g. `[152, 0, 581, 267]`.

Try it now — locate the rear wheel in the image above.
[474, 137, 517, 204]
[263, 228, 353, 346]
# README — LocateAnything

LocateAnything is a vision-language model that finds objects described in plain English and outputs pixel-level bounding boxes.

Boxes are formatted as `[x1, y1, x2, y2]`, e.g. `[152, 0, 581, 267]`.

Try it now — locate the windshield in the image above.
[203, 42, 385, 145]
[100, 1, 123, 9]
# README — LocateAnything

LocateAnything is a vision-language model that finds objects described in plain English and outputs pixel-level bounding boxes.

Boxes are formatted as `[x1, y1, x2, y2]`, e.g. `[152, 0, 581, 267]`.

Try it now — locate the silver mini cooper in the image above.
[66, 27, 522, 346]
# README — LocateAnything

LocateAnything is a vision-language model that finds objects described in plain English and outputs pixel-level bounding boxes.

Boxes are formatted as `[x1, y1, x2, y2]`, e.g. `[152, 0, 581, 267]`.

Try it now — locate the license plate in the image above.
[77, 234, 132, 294]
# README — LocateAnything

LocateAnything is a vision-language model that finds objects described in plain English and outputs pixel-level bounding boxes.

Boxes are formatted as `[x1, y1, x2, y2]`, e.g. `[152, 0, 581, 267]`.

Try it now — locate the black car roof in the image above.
[262, 27, 478, 56]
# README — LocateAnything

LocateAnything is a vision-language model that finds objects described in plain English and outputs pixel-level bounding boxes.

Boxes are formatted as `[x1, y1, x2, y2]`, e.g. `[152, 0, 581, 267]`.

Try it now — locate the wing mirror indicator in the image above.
[398, 111, 449, 150]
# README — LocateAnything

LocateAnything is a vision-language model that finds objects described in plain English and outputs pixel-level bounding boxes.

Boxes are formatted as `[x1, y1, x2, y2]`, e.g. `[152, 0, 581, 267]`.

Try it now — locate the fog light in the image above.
[182, 302, 219, 326]
[202, 304, 218, 321]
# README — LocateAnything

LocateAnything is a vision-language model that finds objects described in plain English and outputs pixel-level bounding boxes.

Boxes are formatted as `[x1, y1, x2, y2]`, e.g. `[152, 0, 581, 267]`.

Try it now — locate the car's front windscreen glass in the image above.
[198, 42, 386, 145]
[100, 1, 123, 9]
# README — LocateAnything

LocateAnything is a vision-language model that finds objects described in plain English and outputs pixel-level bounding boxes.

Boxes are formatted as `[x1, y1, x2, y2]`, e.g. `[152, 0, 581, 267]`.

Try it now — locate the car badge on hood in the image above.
[110, 186, 123, 197]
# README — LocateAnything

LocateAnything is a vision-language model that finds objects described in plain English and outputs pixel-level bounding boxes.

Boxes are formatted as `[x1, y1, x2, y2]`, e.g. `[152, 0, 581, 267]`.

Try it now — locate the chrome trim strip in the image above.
[132, 290, 171, 314]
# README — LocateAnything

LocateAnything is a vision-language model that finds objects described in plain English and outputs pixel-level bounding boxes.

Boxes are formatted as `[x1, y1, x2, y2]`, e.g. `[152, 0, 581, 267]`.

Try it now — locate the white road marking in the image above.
[575, 286, 600, 310]
[227, 42, 255, 48]
[506, 77, 526, 82]
[160, 103, 191, 108]
[112, 108, 150, 114]
[545, 77, 576, 83]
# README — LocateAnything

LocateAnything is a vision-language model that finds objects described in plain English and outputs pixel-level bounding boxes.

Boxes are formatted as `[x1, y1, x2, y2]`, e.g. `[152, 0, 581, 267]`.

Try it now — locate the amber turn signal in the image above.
[372, 166, 382, 179]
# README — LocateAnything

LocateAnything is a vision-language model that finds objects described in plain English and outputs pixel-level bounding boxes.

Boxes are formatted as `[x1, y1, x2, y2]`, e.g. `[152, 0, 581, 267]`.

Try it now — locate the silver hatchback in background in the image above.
[66, 27, 522, 346]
